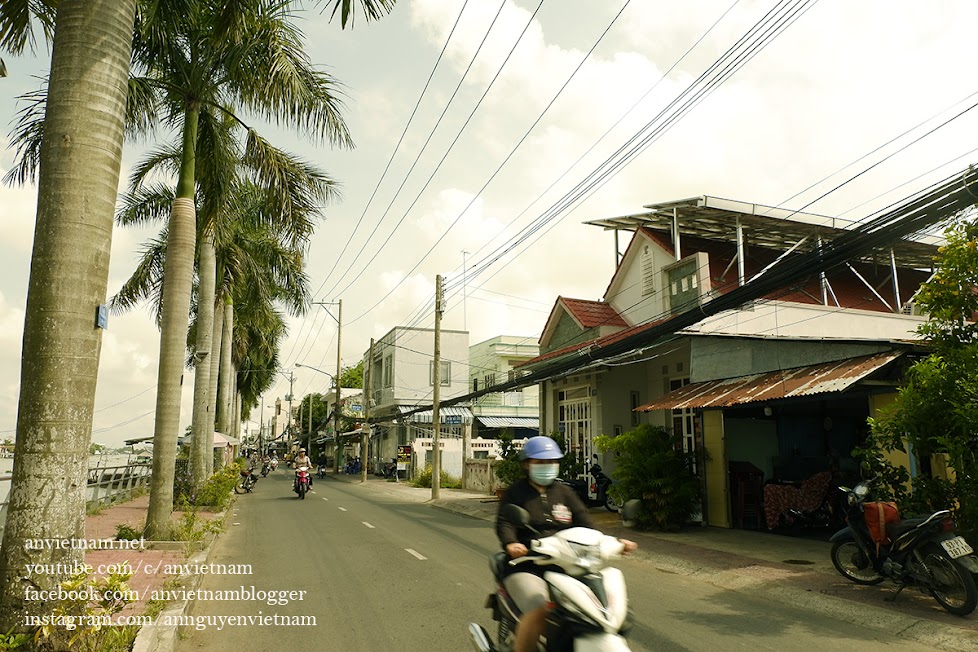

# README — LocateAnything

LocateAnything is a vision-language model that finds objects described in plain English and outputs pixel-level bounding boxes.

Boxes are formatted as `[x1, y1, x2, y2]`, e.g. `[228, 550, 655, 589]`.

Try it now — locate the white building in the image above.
[364, 326, 469, 475]
[468, 335, 540, 439]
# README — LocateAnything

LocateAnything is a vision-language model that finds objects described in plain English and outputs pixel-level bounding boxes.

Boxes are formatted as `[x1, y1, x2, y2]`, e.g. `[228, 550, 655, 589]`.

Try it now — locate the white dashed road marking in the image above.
[338, 507, 348, 512]
[363, 522, 375, 529]
[405, 549, 427, 561]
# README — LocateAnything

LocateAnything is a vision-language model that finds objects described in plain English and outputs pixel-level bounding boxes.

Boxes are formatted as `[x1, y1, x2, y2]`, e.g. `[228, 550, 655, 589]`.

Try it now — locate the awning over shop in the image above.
[636, 350, 903, 411]
[475, 416, 540, 429]
[397, 406, 473, 423]
[178, 432, 241, 448]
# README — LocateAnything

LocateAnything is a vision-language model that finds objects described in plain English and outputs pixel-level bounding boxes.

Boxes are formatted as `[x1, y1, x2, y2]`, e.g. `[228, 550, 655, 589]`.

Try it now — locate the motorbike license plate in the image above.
[942, 536, 974, 559]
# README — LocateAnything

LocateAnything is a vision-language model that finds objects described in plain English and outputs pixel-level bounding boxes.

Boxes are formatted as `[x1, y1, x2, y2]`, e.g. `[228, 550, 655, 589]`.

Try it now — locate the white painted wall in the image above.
[605, 234, 673, 326]
[688, 300, 926, 341]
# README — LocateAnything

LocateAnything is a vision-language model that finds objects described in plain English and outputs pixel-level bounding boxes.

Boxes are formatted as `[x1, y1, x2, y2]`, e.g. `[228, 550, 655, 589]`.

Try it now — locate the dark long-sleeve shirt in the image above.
[496, 478, 595, 560]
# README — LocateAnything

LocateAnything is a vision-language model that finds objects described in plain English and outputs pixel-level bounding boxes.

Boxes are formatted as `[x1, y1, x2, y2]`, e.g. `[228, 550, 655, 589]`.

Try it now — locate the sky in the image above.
[2, 0, 978, 448]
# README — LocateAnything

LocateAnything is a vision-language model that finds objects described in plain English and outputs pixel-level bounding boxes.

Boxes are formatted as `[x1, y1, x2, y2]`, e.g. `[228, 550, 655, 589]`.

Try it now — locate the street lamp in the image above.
[295, 363, 338, 466]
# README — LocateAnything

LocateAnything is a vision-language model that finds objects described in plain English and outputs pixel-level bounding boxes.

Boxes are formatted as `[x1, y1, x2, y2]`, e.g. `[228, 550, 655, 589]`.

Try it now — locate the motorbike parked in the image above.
[468, 502, 638, 652]
[830, 479, 978, 615]
[294, 466, 311, 499]
[560, 457, 620, 512]
[234, 467, 258, 494]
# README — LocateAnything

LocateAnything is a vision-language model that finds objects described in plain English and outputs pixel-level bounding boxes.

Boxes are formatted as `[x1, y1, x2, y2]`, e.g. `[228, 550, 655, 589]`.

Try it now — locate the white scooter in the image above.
[468, 502, 637, 652]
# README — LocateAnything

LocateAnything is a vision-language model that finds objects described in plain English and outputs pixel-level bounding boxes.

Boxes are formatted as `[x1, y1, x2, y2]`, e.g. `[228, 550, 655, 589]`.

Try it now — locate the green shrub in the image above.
[115, 523, 143, 541]
[494, 433, 523, 487]
[412, 465, 462, 489]
[31, 568, 139, 652]
[595, 424, 702, 531]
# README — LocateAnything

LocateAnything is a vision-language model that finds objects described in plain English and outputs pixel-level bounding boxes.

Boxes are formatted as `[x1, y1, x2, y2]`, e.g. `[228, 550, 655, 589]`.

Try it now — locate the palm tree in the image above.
[122, 0, 354, 538]
[114, 119, 329, 495]
[0, 0, 138, 629]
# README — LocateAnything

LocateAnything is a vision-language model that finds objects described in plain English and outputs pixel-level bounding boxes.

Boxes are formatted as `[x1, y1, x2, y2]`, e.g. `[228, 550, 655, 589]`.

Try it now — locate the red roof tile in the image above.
[561, 298, 628, 328]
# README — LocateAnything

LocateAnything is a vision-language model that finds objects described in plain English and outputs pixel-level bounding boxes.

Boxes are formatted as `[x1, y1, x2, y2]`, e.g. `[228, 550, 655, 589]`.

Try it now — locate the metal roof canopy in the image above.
[475, 416, 540, 429]
[635, 350, 903, 411]
[397, 406, 473, 423]
[585, 195, 941, 269]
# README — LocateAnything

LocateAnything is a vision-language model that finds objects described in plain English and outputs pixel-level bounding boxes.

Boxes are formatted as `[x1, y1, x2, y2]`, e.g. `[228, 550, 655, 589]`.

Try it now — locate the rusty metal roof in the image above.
[636, 350, 903, 411]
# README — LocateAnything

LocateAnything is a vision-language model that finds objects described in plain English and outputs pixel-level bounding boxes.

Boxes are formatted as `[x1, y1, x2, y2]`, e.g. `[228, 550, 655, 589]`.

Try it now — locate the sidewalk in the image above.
[329, 471, 978, 652]
[82, 493, 226, 650]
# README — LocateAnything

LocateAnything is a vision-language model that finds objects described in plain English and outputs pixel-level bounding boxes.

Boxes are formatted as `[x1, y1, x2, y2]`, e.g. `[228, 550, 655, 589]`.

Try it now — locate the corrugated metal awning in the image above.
[476, 416, 540, 429]
[398, 406, 473, 423]
[636, 351, 903, 411]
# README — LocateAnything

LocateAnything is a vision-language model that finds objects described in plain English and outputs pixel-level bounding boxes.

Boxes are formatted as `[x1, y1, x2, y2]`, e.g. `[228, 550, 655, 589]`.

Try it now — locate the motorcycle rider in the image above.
[293, 448, 313, 490]
[496, 436, 637, 652]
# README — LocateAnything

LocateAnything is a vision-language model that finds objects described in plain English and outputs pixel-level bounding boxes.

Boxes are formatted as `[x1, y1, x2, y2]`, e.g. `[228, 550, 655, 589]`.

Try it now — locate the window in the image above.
[485, 373, 496, 388]
[429, 360, 451, 386]
[630, 391, 640, 427]
[472, 378, 479, 392]
[383, 355, 393, 388]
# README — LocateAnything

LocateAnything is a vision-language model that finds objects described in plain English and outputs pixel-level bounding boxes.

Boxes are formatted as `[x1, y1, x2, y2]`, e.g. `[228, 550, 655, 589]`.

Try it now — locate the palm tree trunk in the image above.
[189, 230, 217, 494]
[232, 369, 241, 442]
[0, 0, 137, 629]
[206, 293, 224, 476]
[217, 298, 234, 434]
[145, 107, 199, 540]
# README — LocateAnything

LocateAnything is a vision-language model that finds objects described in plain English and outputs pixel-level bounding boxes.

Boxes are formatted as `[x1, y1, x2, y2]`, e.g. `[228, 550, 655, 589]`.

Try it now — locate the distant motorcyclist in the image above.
[496, 436, 636, 652]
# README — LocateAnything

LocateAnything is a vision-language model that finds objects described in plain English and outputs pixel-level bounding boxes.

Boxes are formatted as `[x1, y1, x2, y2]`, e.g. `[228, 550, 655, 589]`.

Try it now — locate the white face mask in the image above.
[528, 463, 559, 486]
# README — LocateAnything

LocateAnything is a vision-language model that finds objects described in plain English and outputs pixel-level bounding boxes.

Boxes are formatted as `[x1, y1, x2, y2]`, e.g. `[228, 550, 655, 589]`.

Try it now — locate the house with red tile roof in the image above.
[522, 196, 942, 530]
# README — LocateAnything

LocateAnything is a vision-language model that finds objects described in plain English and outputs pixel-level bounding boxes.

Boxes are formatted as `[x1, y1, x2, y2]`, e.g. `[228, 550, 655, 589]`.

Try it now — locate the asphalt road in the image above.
[175, 471, 946, 651]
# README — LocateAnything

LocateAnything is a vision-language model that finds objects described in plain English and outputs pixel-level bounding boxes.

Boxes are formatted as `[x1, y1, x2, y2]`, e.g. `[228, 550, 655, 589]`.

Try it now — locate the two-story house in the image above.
[364, 326, 470, 476]
[520, 195, 940, 529]
[468, 335, 540, 445]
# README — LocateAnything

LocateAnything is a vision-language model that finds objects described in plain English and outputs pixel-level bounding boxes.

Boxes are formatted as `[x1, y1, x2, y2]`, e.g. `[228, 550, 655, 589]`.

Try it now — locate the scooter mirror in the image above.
[500, 504, 531, 528]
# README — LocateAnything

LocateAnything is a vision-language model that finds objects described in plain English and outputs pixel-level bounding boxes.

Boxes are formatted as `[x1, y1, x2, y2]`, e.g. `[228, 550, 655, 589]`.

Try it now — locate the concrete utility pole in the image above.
[287, 372, 295, 447]
[334, 298, 343, 473]
[312, 300, 343, 471]
[308, 395, 313, 455]
[361, 337, 374, 483]
[432, 275, 443, 500]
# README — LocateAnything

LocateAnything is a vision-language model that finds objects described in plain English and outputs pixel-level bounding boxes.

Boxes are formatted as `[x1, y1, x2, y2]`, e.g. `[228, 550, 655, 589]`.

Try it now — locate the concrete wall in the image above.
[690, 336, 894, 383]
[689, 300, 926, 343]
[702, 409, 729, 528]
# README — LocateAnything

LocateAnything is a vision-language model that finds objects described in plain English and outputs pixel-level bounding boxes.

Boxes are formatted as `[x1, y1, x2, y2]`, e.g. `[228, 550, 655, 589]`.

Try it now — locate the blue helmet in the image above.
[520, 436, 564, 461]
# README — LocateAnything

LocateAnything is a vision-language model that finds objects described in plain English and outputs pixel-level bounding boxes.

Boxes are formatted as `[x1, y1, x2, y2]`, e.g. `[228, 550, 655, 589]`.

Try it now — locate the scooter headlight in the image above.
[568, 542, 601, 571]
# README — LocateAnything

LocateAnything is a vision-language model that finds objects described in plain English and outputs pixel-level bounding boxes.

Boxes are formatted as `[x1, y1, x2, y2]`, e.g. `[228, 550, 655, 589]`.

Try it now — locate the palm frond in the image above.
[110, 231, 168, 320]
[224, 6, 353, 147]
[0, 0, 56, 55]
[241, 129, 339, 244]
[126, 75, 163, 138]
[2, 80, 47, 187]
[116, 183, 177, 227]
[320, 0, 397, 29]
[128, 143, 181, 191]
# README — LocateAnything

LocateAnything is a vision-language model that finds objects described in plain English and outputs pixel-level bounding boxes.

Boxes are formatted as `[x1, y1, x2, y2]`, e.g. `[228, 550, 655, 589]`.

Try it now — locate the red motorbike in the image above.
[294, 466, 310, 499]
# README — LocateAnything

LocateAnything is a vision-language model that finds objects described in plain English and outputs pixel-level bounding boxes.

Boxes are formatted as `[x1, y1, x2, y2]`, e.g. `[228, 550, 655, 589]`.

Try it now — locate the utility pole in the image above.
[308, 394, 313, 457]
[334, 298, 343, 474]
[462, 250, 469, 332]
[361, 338, 374, 483]
[259, 397, 265, 455]
[432, 275, 443, 500]
[312, 300, 343, 472]
[286, 372, 295, 449]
